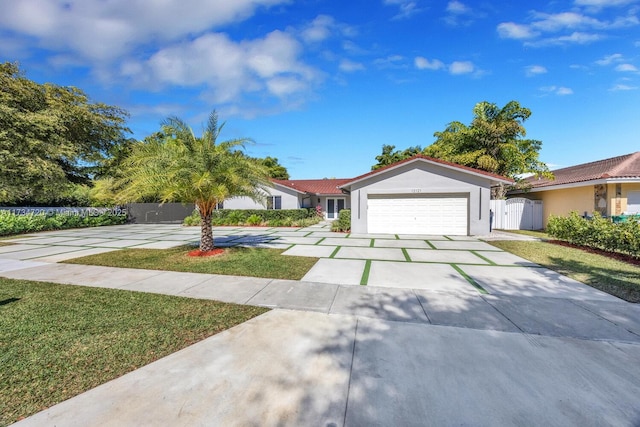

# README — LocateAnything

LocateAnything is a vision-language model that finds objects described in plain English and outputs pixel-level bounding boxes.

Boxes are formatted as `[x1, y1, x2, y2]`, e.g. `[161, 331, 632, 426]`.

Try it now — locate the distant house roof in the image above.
[273, 178, 352, 195]
[340, 155, 513, 189]
[525, 152, 640, 189]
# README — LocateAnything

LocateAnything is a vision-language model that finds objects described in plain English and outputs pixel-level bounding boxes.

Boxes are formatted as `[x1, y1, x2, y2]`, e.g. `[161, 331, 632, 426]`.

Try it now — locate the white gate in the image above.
[490, 198, 543, 230]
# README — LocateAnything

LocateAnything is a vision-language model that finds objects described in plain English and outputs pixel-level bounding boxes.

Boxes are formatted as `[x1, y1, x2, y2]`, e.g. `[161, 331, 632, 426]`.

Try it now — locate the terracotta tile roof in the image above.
[273, 178, 352, 195]
[340, 154, 513, 188]
[526, 152, 640, 188]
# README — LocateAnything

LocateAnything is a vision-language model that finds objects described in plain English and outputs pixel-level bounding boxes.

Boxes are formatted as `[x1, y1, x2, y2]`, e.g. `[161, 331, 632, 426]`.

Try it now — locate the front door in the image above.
[327, 198, 345, 219]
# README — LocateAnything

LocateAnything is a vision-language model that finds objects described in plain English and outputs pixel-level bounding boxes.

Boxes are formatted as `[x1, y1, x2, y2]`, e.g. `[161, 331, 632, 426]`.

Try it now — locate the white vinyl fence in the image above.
[490, 198, 543, 230]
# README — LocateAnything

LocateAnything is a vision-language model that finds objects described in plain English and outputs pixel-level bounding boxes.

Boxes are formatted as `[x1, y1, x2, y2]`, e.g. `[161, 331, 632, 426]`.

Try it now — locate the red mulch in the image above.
[187, 248, 225, 257]
[548, 240, 640, 266]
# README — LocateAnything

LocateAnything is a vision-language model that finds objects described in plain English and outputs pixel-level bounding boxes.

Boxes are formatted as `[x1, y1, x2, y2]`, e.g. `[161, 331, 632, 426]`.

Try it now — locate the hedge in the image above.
[183, 208, 320, 227]
[0, 211, 127, 236]
[547, 211, 640, 259]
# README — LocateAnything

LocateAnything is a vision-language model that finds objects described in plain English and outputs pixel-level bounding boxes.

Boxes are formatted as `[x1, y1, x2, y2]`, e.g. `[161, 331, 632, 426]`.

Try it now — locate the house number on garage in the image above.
[411, 189, 422, 193]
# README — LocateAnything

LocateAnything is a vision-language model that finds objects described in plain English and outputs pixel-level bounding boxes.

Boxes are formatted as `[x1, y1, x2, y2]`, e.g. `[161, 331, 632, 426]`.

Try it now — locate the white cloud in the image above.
[610, 83, 638, 90]
[339, 59, 365, 72]
[124, 30, 320, 105]
[446, 1, 470, 14]
[595, 53, 624, 65]
[616, 63, 639, 71]
[414, 56, 445, 70]
[497, 22, 538, 39]
[575, 0, 638, 7]
[540, 86, 574, 95]
[0, 0, 288, 61]
[525, 65, 548, 76]
[384, 0, 422, 20]
[449, 61, 475, 74]
[301, 15, 335, 43]
[374, 55, 406, 69]
[497, 7, 639, 47]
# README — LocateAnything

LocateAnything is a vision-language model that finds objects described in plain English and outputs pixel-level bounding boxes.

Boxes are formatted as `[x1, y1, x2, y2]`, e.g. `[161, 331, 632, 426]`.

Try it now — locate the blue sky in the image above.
[1, 0, 639, 179]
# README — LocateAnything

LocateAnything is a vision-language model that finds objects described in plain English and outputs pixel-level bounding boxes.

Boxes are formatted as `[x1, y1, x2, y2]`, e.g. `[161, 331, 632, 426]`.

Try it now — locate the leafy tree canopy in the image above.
[424, 100, 550, 181]
[0, 62, 131, 204]
[257, 156, 290, 180]
[371, 144, 422, 170]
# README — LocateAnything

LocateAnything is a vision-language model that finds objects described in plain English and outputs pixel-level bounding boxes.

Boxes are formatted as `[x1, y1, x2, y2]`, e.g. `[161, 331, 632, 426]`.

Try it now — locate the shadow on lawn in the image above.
[0, 297, 20, 306]
[546, 255, 640, 303]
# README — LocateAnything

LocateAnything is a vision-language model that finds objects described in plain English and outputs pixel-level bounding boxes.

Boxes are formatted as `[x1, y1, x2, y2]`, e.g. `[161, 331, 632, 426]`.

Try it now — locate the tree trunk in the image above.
[199, 211, 214, 252]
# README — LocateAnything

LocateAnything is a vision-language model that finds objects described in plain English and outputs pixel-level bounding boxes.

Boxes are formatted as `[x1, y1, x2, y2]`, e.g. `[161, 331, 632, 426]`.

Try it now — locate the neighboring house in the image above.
[225, 155, 512, 236]
[513, 151, 640, 227]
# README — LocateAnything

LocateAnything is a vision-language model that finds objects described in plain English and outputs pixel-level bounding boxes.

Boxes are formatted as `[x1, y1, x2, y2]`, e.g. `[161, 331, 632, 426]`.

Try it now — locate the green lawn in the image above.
[0, 278, 268, 426]
[490, 240, 640, 303]
[495, 229, 549, 239]
[65, 246, 318, 280]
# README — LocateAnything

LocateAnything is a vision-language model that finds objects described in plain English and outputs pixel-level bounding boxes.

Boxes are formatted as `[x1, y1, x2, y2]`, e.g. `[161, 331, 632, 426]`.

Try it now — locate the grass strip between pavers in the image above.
[401, 248, 411, 262]
[329, 246, 341, 258]
[451, 264, 488, 294]
[395, 234, 400, 240]
[424, 240, 437, 249]
[314, 237, 326, 245]
[470, 251, 497, 265]
[369, 239, 375, 248]
[360, 260, 372, 285]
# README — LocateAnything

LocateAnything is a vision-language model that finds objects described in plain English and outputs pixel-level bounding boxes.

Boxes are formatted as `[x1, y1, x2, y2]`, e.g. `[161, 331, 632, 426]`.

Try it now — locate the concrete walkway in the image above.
[2, 225, 640, 426]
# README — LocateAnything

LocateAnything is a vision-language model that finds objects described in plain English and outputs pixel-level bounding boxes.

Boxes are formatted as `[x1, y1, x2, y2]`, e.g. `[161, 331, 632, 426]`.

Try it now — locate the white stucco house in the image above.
[224, 155, 512, 235]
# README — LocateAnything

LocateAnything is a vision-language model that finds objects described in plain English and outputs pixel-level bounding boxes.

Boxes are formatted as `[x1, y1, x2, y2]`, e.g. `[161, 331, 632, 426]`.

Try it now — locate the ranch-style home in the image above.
[224, 155, 513, 236]
[513, 151, 640, 227]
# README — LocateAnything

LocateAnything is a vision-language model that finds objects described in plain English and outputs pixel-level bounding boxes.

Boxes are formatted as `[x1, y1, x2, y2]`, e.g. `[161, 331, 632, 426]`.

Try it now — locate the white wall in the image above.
[222, 185, 301, 210]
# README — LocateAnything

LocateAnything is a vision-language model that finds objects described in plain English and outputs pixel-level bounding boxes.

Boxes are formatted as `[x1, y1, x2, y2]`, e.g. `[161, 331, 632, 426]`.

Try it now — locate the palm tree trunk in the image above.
[199, 212, 214, 252]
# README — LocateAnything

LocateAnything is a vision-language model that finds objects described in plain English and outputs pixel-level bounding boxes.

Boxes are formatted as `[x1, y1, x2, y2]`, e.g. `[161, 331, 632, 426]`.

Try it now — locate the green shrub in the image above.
[182, 210, 201, 226]
[0, 211, 127, 236]
[245, 214, 263, 226]
[547, 211, 640, 259]
[331, 209, 351, 232]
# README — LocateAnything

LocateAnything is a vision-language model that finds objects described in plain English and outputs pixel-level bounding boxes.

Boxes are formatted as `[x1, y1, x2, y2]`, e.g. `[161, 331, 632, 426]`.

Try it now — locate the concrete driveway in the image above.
[3, 223, 640, 426]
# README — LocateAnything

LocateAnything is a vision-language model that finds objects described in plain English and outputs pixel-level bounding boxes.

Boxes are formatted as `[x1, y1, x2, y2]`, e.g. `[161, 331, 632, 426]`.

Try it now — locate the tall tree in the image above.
[424, 100, 551, 195]
[371, 144, 422, 170]
[258, 156, 290, 180]
[0, 62, 130, 204]
[117, 111, 271, 252]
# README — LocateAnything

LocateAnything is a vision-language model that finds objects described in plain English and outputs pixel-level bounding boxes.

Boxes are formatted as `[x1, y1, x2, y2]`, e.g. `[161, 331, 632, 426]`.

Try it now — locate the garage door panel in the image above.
[368, 195, 468, 235]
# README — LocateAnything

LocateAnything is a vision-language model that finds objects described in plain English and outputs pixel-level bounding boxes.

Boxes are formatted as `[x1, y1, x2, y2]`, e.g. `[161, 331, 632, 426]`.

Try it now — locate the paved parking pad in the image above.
[474, 250, 540, 266]
[460, 265, 621, 301]
[334, 246, 406, 261]
[319, 237, 372, 247]
[302, 258, 366, 285]
[367, 261, 478, 293]
[282, 244, 336, 258]
[571, 300, 640, 336]
[406, 248, 488, 264]
[373, 239, 431, 249]
[430, 240, 501, 251]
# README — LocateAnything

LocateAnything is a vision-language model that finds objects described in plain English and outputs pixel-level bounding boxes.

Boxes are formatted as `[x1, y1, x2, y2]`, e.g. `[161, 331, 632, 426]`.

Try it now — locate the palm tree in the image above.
[118, 111, 271, 252]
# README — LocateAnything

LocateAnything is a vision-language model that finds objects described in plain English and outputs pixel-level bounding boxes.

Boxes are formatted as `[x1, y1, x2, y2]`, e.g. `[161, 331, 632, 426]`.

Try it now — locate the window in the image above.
[267, 196, 282, 210]
[628, 191, 640, 214]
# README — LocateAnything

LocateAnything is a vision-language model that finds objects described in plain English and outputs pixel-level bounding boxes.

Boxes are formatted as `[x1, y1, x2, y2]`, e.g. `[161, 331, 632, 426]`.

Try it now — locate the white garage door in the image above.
[368, 194, 468, 235]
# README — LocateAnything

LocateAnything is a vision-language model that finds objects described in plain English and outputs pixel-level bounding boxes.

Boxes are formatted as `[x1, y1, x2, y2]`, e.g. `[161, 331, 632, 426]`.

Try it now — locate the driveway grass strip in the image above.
[443, 236, 454, 241]
[369, 239, 375, 247]
[314, 237, 326, 245]
[395, 234, 400, 240]
[470, 251, 497, 265]
[402, 248, 412, 262]
[424, 240, 437, 249]
[360, 260, 372, 285]
[451, 264, 489, 294]
[0, 278, 268, 426]
[329, 246, 341, 259]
